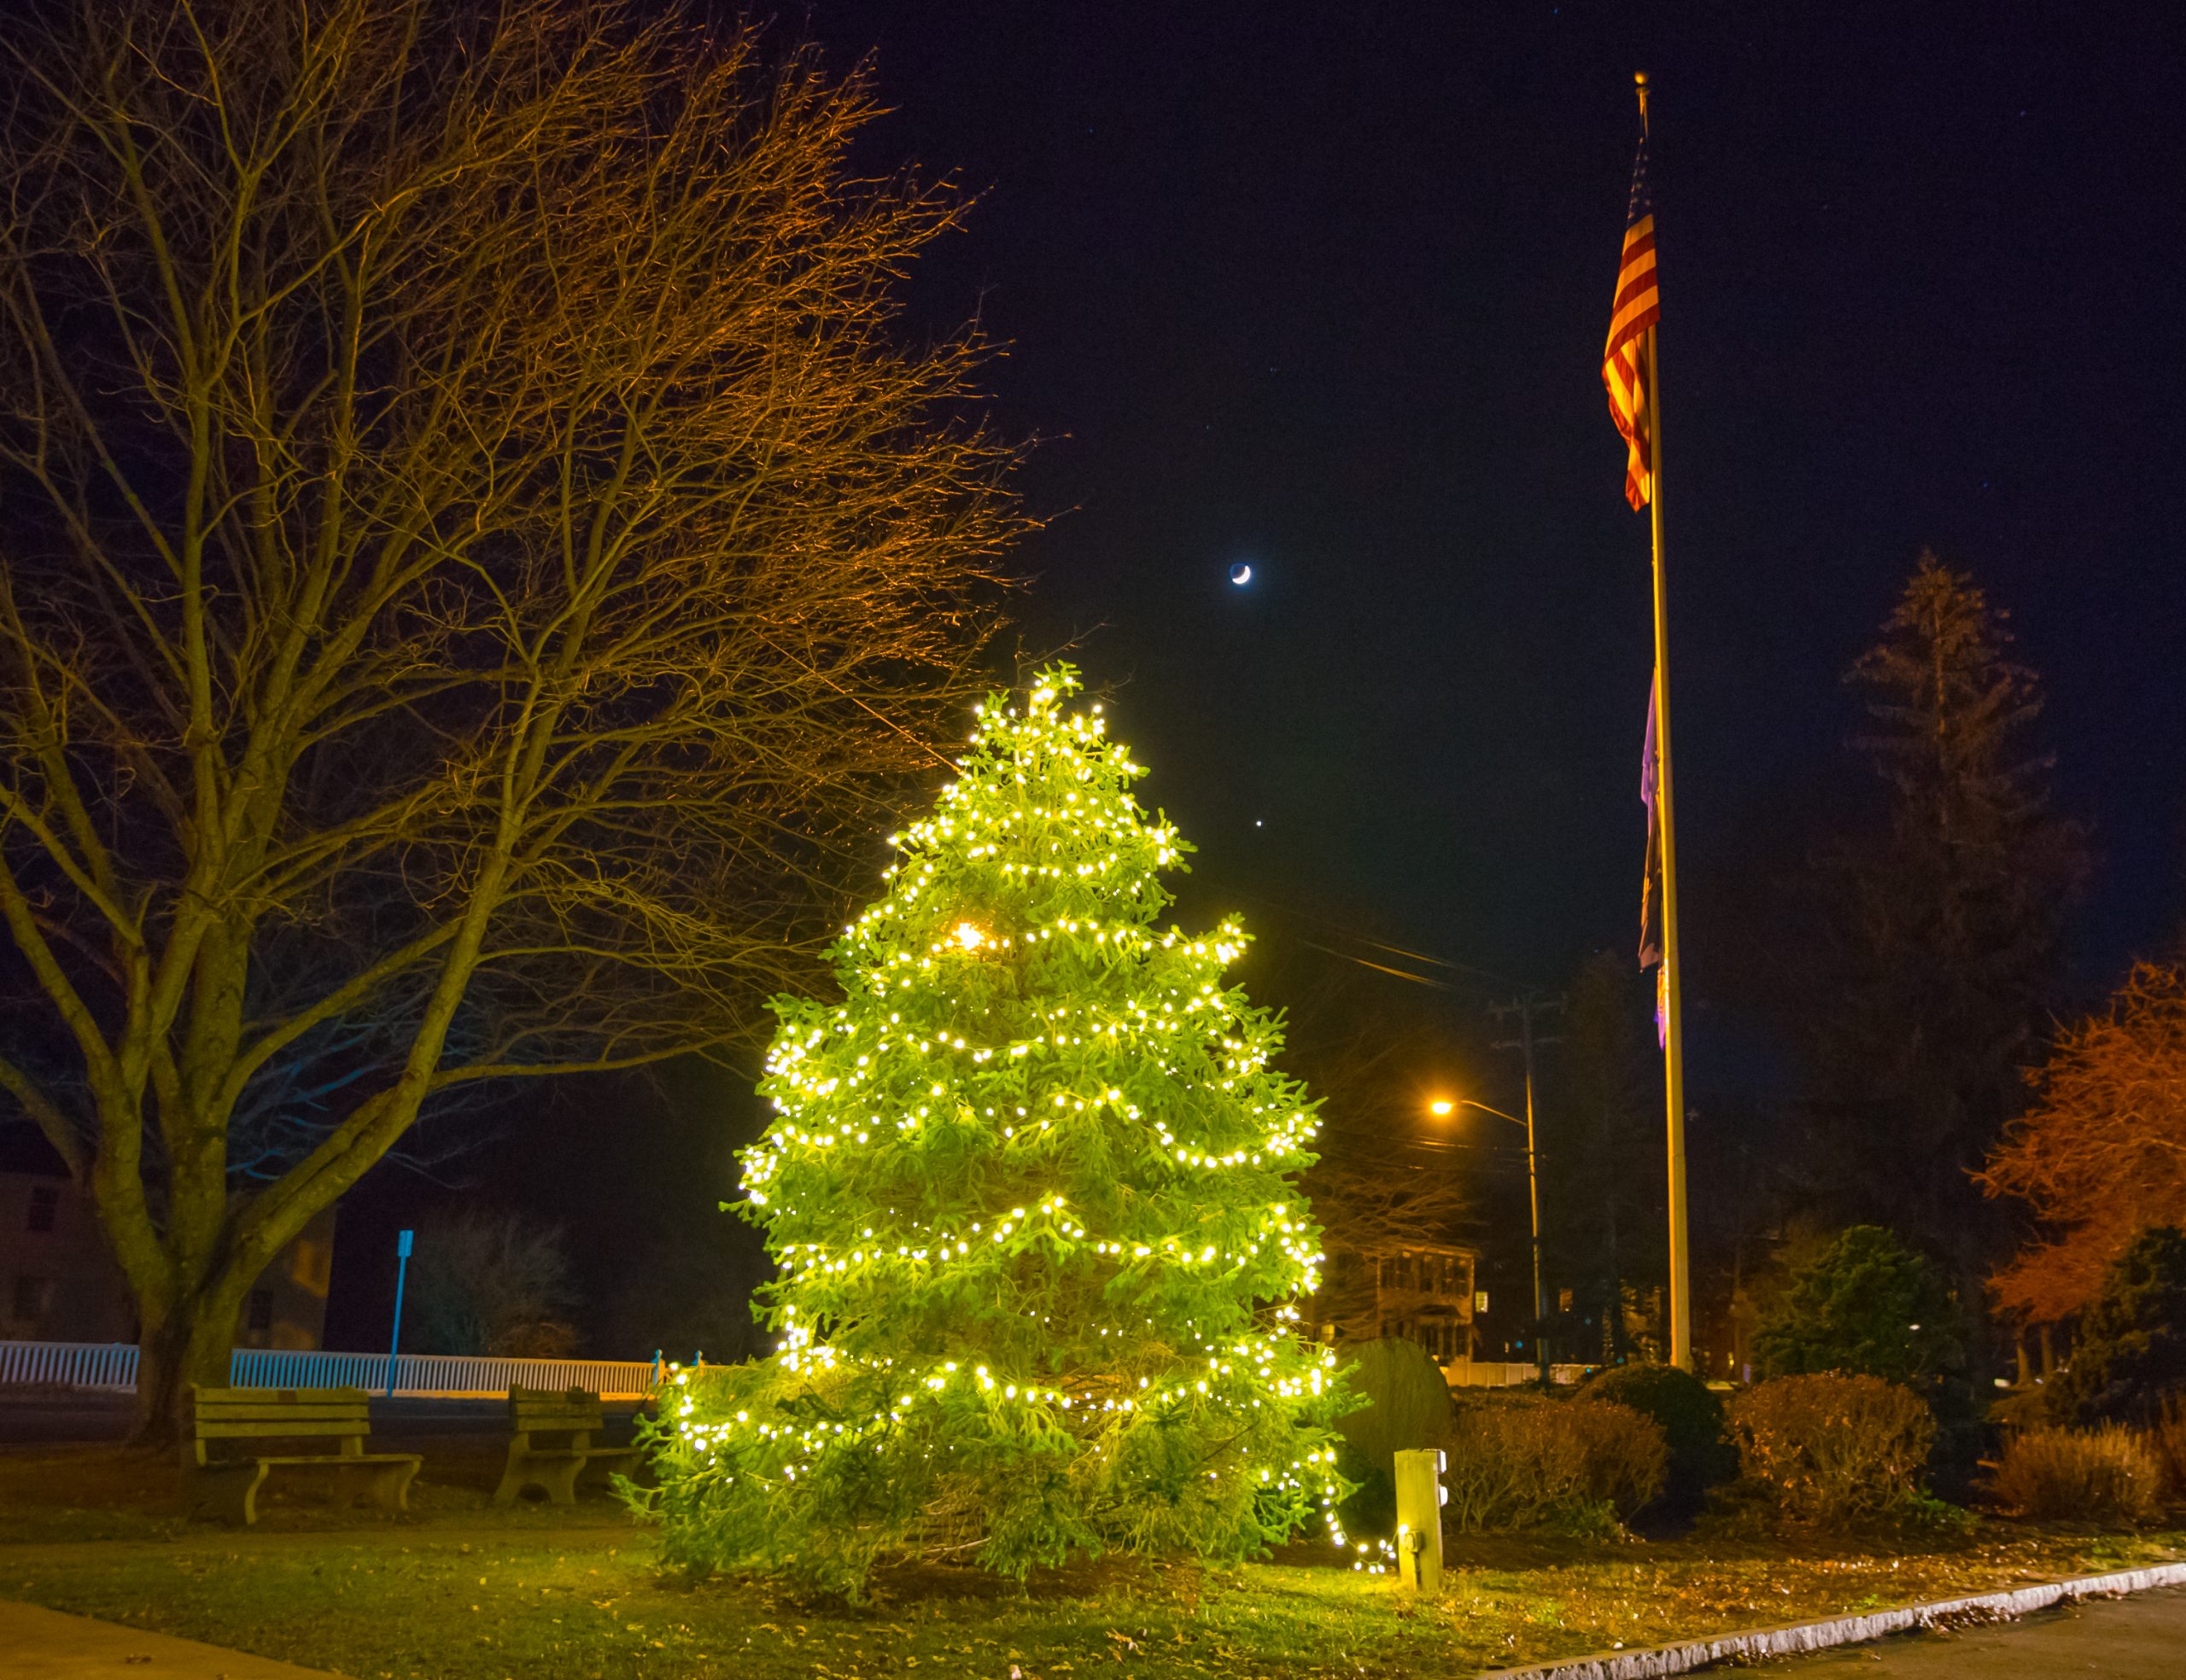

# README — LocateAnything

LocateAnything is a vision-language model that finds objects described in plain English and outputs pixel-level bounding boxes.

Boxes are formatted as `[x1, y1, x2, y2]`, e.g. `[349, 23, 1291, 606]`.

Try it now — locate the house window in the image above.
[26, 1186, 60, 1234]
[246, 1290, 275, 1334]
[9, 1275, 50, 1322]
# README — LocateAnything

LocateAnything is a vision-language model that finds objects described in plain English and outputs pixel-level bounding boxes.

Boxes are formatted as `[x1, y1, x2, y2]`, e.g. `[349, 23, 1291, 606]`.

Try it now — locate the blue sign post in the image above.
[387, 1229, 414, 1399]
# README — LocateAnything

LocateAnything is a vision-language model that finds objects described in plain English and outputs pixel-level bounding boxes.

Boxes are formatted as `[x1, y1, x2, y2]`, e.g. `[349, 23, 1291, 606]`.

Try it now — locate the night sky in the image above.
[13, 0, 2184, 1358]
[334, 2, 2185, 1342]
[792, 0, 2184, 1014]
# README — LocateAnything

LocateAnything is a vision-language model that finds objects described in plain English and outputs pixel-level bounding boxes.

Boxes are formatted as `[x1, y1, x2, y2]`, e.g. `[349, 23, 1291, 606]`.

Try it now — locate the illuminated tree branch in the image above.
[0, 0, 1021, 1438]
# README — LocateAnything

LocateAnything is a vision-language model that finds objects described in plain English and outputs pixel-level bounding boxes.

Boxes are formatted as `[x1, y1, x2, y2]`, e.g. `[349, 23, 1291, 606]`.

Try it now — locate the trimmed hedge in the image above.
[1330, 1338, 1453, 1538]
[1580, 1362, 1734, 1514]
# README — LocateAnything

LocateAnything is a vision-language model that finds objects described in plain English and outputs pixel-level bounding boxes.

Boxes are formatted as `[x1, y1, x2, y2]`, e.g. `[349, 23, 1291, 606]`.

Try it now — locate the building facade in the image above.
[1318, 1239, 1482, 1369]
[1, 1131, 335, 1350]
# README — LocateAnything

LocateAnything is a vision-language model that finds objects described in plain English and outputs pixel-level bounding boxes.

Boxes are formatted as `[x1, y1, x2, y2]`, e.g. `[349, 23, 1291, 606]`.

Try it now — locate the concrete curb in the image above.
[1476, 1560, 2186, 1679]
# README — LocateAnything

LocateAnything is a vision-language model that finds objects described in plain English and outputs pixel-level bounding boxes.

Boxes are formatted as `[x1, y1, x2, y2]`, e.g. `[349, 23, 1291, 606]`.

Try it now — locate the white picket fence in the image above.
[5, 1338, 1583, 1400]
[1444, 1359, 1596, 1388]
[0, 1339, 661, 1400]
[0, 1339, 143, 1390]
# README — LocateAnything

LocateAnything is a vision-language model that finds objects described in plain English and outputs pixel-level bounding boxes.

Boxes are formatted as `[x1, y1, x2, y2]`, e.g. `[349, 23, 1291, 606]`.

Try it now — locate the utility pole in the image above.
[1491, 994, 1564, 1382]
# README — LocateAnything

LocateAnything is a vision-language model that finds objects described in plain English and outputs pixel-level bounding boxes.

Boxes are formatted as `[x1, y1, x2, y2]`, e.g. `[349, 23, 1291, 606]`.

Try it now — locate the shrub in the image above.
[1580, 1363, 1735, 1513]
[1987, 1427, 2161, 1525]
[1335, 1339, 1454, 1467]
[1440, 1393, 1665, 1535]
[2048, 1227, 2186, 1427]
[1727, 1373, 1934, 1525]
[1574, 1397, 1672, 1519]
[1331, 1339, 1455, 1539]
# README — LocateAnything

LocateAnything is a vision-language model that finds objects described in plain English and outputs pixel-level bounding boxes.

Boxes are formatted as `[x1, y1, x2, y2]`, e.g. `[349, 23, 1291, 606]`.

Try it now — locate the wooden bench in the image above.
[494, 1385, 641, 1505]
[184, 1385, 421, 1525]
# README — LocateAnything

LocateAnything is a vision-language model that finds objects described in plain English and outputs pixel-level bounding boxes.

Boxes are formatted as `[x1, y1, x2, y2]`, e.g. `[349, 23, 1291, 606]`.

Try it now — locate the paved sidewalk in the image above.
[1780, 1583, 2186, 1676]
[0, 1599, 342, 1678]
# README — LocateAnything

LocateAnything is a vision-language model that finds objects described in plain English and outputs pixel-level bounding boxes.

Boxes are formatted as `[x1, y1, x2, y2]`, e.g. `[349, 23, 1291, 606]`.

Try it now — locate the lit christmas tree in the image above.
[644, 667, 1355, 1593]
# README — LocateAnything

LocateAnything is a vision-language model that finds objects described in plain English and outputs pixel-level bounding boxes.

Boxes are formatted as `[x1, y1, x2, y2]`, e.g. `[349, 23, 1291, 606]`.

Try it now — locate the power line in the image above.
[1225, 890, 1518, 990]
[1292, 938, 1458, 991]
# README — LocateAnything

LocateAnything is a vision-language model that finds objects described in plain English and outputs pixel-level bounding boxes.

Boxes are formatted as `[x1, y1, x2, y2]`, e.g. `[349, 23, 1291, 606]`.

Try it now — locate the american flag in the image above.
[1603, 135, 1659, 510]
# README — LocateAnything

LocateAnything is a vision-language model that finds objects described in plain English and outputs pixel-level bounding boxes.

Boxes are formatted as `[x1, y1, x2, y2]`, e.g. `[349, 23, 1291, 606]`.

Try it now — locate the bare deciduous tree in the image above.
[404, 1209, 576, 1359]
[1271, 955, 1475, 1344]
[0, 0, 1020, 1434]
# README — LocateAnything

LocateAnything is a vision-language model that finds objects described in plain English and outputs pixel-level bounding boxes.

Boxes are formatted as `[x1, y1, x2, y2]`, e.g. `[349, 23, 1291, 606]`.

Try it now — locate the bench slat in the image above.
[243, 1453, 420, 1467]
[510, 1383, 606, 1431]
[195, 1424, 369, 1442]
[193, 1406, 371, 1423]
[190, 1385, 377, 1451]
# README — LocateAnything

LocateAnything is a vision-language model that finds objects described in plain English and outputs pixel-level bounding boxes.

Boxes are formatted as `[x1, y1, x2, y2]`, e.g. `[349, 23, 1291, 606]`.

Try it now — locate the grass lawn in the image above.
[3, 1444, 2182, 1678]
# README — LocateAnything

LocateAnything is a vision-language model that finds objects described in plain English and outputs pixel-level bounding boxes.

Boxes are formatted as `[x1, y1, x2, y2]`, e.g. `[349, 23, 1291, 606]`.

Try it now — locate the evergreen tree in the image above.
[1801, 553, 2088, 1286]
[1751, 1225, 1967, 1392]
[642, 669, 1353, 1593]
[2046, 1226, 2186, 1426]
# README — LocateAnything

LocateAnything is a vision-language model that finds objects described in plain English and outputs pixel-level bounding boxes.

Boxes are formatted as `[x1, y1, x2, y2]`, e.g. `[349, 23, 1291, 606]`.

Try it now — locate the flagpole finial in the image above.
[1634, 71, 1651, 131]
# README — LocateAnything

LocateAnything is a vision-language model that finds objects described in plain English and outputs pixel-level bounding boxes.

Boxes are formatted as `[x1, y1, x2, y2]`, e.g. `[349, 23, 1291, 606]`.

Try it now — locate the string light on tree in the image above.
[640, 666, 1366, 1595]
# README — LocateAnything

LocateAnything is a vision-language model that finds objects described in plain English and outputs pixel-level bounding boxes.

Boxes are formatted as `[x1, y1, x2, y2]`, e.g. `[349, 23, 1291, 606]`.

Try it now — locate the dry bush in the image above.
[1728, 1373, 1934, 1524]
[1440, 1396, 1665, 1534]
[1988, 1426, 2161, 1524]
[1575, 1397, 1672, 1517]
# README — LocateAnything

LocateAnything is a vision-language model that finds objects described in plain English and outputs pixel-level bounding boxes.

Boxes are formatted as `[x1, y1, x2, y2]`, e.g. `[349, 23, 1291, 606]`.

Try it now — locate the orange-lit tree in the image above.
[0, 0, 1019, 1436]
[1980, 964, 2186, 1325]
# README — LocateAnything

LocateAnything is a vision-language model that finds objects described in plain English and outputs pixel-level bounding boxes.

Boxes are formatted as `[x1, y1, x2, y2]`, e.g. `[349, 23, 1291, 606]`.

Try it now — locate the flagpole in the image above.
[1636, 70, 1693, 1373]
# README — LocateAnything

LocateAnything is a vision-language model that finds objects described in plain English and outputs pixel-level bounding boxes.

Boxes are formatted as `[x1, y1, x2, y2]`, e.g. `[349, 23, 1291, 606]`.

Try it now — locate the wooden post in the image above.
[1394, 1448, 1447, 1594]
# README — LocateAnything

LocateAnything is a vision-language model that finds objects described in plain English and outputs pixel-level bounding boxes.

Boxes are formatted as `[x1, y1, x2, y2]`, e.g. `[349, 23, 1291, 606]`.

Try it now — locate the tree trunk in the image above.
[132, 1276, 247, 1447]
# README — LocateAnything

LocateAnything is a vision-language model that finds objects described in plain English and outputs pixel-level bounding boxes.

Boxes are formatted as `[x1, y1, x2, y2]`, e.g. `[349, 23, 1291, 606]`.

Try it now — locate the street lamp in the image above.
[1433, 1095, 1545, 1379]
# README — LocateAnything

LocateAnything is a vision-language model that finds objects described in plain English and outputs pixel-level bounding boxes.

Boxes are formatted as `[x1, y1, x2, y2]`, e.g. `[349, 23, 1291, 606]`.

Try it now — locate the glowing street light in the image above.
[1431, 1094, 1546, 1380]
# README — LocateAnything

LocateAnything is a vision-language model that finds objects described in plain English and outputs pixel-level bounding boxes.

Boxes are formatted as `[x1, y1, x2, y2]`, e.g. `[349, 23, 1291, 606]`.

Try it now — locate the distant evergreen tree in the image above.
[1752, 1224, 1967, 1393]
[640, 669, 1353, 1595]
[1799, 552, 2088, 1287]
